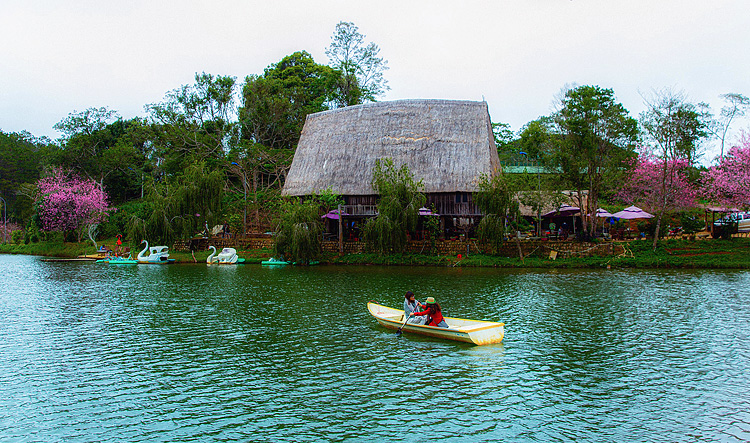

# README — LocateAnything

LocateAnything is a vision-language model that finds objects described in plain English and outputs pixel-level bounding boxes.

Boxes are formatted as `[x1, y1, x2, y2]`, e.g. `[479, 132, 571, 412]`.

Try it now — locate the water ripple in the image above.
[1, 258, 749, 441]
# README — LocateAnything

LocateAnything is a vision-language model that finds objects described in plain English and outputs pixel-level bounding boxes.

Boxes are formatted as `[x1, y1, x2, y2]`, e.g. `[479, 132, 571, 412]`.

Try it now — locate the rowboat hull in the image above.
[367, 302, 504, 346]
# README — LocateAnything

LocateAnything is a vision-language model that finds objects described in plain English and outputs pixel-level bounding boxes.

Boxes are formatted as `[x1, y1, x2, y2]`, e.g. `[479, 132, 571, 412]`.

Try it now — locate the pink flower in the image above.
[701, 134, 750, 211]
[35, 167, 112, 232]
[618, 153, 697, 212]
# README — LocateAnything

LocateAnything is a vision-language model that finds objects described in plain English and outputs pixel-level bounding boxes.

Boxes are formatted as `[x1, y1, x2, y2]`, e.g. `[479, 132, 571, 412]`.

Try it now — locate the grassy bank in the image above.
[0, 240, 96, 259]
[323, 238, 750, 269]
[324, 238, 750, 269]
[2, 238, 749, 269]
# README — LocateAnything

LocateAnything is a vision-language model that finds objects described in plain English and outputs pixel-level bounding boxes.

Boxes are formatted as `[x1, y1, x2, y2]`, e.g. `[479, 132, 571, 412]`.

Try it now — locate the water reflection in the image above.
[1, 256, 749, 442]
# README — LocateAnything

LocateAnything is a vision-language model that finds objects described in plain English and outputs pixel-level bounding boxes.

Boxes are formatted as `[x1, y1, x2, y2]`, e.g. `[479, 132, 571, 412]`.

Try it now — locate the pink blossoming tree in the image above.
[701, 134, 750, 211]
[36, 168, 112, 242]
[618, 152, 698, 244]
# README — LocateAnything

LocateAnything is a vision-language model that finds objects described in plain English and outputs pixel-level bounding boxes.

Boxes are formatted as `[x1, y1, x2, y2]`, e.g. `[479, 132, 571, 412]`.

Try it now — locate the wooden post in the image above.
[338, 204, 344, 253]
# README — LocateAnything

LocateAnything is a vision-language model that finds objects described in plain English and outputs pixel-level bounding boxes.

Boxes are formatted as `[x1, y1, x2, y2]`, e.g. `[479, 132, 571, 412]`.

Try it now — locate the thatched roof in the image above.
[282, 99, 500, 196]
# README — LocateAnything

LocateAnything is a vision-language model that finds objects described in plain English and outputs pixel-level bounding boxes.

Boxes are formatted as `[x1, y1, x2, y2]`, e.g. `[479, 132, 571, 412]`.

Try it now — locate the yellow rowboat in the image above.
[367, 302, 505, 346]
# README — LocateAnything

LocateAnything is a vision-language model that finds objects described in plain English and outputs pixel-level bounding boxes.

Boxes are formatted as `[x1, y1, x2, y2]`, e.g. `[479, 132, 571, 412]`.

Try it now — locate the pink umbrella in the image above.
[611, 205, 654, 219]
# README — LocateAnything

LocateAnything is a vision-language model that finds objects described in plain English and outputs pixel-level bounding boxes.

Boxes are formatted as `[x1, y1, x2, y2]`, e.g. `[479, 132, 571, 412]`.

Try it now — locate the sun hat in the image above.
[425, 297, 436, 304]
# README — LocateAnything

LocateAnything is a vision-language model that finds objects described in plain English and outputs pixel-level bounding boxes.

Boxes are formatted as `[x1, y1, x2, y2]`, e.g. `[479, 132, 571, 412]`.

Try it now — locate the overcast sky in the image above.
[2, 0, 749, 163]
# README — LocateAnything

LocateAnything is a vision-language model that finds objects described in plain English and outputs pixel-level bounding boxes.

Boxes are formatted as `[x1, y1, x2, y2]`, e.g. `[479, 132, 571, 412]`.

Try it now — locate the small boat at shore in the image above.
[367, 301, 505, 346]
[261, 258, 319, 266]
[261, 258, 289, 266]
[137, 240, 175, 264]
[96, 256, 138, 265]
[207, 246, 246, 264]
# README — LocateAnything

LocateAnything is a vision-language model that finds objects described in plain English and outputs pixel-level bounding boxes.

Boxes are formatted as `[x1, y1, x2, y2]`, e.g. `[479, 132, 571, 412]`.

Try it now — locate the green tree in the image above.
[53, 107, 121, 184]
[53, 111, 151, 205]
[362, 159, 425, 254]
[325, 21, 389, 105]
[474, 173, 525, 258]
[146, 72, 238, 175]
[0, 131, 51, 220]
[273, 198, 323, 265]
[227, 140, 295, 234]
[552, 85, 639, 237]
[516, 117, 557, 162]
[492, 122, 514, 151]
[239, 51, 340, 150]
[126, 162, 224, 244]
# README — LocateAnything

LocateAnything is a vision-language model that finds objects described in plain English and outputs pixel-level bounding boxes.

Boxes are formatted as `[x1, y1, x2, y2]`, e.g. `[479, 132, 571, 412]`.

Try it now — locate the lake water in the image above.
[1, 254, 749, 442]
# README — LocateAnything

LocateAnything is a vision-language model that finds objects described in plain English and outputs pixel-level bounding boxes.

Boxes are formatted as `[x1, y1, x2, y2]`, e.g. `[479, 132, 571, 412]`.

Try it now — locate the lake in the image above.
[1, 254, 749, 442]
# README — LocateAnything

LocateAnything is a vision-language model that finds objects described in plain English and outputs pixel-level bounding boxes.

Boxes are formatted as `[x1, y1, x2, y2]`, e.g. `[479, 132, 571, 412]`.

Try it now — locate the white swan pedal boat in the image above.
[137, 240, 175, 264]
[207, 246, 245, 264]
[367, 302, 504, 346]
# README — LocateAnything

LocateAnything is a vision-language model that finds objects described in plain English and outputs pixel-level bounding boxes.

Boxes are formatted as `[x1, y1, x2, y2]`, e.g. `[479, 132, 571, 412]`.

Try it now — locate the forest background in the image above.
[1, 22, 749, 254]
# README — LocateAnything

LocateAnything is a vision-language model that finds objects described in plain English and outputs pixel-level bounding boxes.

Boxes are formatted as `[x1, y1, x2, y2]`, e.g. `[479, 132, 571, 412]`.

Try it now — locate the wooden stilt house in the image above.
[282, 99, 501, 236]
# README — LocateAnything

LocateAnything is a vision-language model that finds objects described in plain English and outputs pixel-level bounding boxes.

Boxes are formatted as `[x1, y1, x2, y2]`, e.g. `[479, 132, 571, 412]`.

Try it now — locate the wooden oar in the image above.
[396, 313, 412, 336]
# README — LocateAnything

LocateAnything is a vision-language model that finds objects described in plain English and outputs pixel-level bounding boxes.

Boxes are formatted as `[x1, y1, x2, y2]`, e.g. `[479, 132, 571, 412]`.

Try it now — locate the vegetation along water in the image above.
[2, 254, 749, 441]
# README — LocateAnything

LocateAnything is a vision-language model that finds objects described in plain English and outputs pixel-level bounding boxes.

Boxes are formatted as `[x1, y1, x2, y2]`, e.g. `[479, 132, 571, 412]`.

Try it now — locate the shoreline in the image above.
[2, 238, 749, 269]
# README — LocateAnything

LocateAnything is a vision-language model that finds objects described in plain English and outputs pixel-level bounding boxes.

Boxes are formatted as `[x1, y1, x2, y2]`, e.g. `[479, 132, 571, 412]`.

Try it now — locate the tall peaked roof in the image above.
[282, 99, 500, 196]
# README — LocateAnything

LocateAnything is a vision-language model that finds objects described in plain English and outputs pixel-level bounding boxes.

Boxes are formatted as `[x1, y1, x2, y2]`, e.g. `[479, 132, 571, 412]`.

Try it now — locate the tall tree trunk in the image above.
[652, 214, 662, 251]
[515, 234, 524, 263]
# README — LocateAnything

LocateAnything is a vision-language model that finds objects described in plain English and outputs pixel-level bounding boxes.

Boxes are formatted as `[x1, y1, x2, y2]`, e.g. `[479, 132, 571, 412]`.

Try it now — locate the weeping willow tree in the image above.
[362, 158, 426, 254]
[127, 162, 224, 244]
[273, 198, 323, 265]
[474, 173, 524, 259]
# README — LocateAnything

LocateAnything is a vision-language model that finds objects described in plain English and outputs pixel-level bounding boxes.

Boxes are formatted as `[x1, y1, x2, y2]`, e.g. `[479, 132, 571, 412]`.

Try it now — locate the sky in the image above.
[2, 0, 749, 163]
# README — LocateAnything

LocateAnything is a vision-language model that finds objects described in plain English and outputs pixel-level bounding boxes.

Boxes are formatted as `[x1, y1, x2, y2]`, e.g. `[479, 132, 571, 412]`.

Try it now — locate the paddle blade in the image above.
[396, 315, 410, 335]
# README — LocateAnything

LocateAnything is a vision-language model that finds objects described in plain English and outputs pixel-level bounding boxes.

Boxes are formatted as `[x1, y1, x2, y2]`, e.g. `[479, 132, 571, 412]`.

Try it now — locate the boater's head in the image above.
[425, 297, 441, 313]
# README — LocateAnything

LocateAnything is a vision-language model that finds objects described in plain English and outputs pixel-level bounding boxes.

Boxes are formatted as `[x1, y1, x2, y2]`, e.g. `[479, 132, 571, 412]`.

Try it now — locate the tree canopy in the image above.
[362, 159, 425, 254]
[639, 88, 708, 248]
[239, 51, 340, 151]
[552, 85, 639, 236]
[325, 21, 389, 106]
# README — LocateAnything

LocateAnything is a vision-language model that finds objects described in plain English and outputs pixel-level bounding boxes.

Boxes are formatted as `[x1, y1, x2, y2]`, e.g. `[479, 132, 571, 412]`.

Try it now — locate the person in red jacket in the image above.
[412, 297, 448, 328]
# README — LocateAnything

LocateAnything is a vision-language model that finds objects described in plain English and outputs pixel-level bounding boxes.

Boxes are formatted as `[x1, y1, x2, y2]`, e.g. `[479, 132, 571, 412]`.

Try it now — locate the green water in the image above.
[1, 254, 749, 442]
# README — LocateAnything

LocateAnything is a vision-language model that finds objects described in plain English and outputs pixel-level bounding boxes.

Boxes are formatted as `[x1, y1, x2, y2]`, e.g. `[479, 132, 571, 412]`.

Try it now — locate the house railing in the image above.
[342, 204, 378, 216]
[341, 203, 481, 217]
[431, 202, 482, 217]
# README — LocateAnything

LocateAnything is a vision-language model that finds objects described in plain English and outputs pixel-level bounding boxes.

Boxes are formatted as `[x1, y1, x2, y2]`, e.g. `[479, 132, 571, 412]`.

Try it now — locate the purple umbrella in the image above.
[542, 204, 580, 218]
[594, 208, 614, 218]
[418, 207, 439, 216]
[611, 205, 654, 219]
[321, 209, 348, 220]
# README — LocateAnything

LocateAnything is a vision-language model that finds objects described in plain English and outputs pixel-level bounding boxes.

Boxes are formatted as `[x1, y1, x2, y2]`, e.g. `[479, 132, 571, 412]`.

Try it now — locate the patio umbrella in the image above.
[542, 204, 580, 217]
[418, 207, 439, 216]
[611, 205, 654, 219]
[321, 209, 348, 220]
[594, 208, 614, 218]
